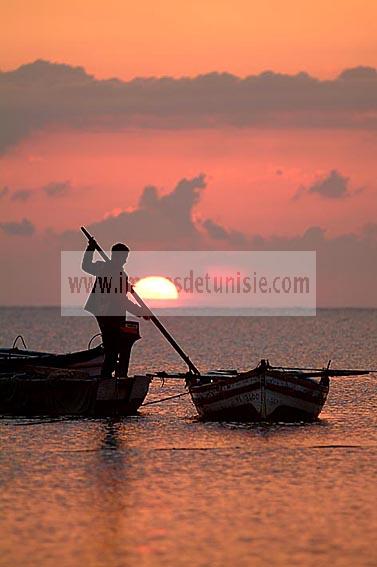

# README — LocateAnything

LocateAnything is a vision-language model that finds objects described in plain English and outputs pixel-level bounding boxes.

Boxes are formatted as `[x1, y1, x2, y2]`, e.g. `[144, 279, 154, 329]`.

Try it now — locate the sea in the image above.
[0, 307, 376, 567]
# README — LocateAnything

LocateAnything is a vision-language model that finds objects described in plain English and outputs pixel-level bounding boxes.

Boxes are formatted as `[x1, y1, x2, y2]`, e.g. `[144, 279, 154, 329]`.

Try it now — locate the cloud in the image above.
[77, 174, 207, 250]
[308, 170, 349, 198]
[43, 180, 70, 197]
[1, 60, 377, 153]
[77, 175, 376, 306]
[2, 180, 72, 202]
[0, 187, 9, 199]
[58, 174, 246, 251]
[253, 224, 377, 306]
[11, 189, 33, 202]
[293, 170, 363, 200]
[103, 207, 123, 220]
[202, 218, 247, 246]
[339, 67, 377, 80]
[202, 218, 229, 239]
[0, 218, 35, 236]
[0, 173, 376, 306]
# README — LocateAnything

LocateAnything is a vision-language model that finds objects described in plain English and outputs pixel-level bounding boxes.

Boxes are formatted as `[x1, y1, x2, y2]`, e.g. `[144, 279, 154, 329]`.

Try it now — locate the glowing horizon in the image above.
[134, 276, 179, 301]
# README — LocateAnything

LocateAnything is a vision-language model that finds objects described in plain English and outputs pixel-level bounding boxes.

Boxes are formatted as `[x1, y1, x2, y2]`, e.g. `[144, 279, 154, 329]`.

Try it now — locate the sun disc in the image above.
[134, 276, 178, 300]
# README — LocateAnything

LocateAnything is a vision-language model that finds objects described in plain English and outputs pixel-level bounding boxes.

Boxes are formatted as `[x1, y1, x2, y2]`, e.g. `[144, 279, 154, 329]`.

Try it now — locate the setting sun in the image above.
[134, 276, 179, 300]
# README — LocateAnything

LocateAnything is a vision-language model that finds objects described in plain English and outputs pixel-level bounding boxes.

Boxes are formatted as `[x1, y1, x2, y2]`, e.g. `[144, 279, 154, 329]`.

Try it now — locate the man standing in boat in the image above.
[82, 237, 147, 377]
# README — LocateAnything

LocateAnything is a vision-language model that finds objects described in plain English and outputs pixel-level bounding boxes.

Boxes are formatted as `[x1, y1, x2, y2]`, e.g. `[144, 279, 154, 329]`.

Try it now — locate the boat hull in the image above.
[0, 336, 154, 417]
[0, 369, 152, 417]
[95, 375, 152, 416]
[189, 368, 329, 422]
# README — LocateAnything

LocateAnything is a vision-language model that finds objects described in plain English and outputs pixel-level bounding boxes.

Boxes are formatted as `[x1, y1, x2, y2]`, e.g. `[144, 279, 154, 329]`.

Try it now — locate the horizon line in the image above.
[0, 304, 376, 310]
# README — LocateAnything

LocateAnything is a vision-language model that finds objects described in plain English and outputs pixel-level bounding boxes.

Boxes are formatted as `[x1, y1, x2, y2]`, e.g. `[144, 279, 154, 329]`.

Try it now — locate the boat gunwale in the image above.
[188, 366, 329, 394]
[0, 345, 104, 360]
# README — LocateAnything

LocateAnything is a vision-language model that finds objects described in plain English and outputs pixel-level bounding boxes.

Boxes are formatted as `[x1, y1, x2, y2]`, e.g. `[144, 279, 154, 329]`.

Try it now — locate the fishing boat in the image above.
[0, 327, 151, 417]
[0, 340, 105, 376]
[185, 359, 370, 421]
[0, 367, 152, 417]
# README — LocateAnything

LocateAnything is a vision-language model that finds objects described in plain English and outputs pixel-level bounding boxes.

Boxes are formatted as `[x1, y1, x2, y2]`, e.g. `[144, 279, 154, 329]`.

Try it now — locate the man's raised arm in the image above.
[82, 239, 105, 276]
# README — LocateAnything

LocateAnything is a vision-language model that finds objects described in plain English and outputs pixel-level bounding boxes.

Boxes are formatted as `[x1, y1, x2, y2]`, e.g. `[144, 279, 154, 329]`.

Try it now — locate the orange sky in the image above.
[1, 128, 376, 237]
[2, 0, 376, 79]
[0, 1, 377, 306]
[1, 0, 376, 241]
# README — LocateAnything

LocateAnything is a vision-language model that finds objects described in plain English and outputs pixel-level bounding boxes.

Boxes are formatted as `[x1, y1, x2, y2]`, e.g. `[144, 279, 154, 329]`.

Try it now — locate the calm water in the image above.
[0, 308, 376, 567]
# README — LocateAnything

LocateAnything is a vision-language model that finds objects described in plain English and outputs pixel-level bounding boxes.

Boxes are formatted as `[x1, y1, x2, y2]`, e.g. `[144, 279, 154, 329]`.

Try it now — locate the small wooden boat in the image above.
[0, 327, 151, 417]
[186, 360, 370, 421]
[0, 367, 152, 417]
[0, 343, 105, 377]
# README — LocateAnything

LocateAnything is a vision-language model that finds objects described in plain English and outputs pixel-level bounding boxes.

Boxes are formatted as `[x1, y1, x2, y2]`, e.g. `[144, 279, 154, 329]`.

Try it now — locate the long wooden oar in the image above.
[80, 226, 200, 375]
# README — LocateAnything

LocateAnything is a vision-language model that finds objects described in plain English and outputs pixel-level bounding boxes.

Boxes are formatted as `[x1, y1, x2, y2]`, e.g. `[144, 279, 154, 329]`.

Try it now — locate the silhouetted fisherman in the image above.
[82, 238, 147, 377]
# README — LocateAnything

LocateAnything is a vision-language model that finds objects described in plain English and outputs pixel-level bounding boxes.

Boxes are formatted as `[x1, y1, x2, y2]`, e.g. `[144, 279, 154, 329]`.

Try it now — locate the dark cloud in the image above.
[1, 60, 377, 153]
[11, 189, 33, 202]
[293, 170, 362, 200]
[74, 178, 377, 307]
[202, 218, 246, 246]
[0, 187, 9, 199]
[202, 218, 229, 240]
[0, 218, 35, 236]
[309, 170, 349, 199]
[339, 67, 377, 80]
[4, 181, 71, 201]
[79, 174, 207, 250]
[59, 174, 245, 251]
[43, 180, 70, 197]
[0, 173, 376, 306]
[252, 224, 377, 306]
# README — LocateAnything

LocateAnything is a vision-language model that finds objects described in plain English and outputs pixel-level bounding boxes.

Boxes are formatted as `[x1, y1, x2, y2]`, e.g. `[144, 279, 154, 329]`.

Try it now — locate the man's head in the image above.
[111, 242, 130, 266]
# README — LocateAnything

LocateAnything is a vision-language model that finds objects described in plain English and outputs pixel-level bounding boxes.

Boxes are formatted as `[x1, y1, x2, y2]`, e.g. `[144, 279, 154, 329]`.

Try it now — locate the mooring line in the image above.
[142, 392, 189, 406]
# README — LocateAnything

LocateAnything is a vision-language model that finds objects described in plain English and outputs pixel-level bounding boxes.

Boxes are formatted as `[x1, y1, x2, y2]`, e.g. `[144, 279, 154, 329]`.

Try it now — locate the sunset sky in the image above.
[2, 0, 377, 79]
[0, 1, 376, 306]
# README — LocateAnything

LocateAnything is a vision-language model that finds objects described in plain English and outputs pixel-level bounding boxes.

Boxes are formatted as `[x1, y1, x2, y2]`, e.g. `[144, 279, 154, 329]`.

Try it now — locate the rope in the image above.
[88, 333, 103, 350]
[12, 335, 27, 349]
[142, 392, 189, 406]
[1, 418, 71, 426]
